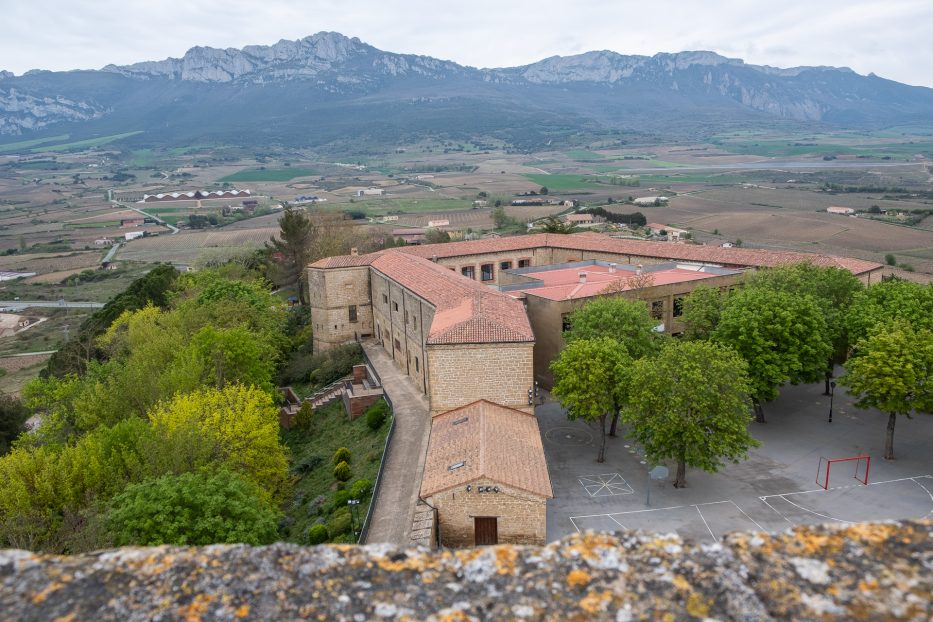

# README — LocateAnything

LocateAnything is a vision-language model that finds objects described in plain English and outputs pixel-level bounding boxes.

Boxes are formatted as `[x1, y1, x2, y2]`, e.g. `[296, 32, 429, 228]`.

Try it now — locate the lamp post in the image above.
[347, 499, 361, 537]
[828, 381, 836, 423]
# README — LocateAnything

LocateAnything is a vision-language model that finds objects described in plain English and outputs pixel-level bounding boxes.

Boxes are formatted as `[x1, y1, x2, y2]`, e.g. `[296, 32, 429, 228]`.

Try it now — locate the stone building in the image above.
[420, 400, 552, 546]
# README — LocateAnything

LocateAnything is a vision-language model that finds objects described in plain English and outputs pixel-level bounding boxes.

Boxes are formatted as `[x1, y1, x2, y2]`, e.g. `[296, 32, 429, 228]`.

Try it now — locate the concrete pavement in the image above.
[362, 341, 431, 544]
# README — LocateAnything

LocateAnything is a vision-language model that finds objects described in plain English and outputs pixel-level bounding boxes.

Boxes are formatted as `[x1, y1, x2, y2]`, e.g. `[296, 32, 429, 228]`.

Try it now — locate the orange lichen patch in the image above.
[439, 611, 472, 622]
[177, 593, 213, 622]
[579, 590, 612, 614]
[672, 575, 690, 591]
[233, 604, 250, 618]
[786, 530, 844, 556]
[566, 569, 592, 588]
[375, 552, 433, 573]
[495, 547, 518, 576]
[562, 532, 622, 562]
[686, 593, 712, 618]
[52, 615, 75, 622]
[858, 579, 879, 593]
[31, 581, 64, 604]
[146, 553, 178, 575]
[843, 522, 899, 546]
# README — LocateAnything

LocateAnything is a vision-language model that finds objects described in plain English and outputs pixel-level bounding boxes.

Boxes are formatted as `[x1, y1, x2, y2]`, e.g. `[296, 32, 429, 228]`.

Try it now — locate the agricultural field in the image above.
[219, 168, 318, 182]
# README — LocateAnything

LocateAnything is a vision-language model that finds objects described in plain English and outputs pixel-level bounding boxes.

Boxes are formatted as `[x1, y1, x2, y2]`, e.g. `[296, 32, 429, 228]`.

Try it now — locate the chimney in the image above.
[350, 247, 358, 256]
[608, 263, 617, 273]
[432, 255, 438, 262]
[578, 272, 587, 284]
[636, 264, 643, 275]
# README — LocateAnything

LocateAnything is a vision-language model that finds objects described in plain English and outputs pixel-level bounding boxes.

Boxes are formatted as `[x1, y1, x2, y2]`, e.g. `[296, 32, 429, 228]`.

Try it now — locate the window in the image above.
[518, 258, 531, 268]
[651, 300, 664, 320]
[393, 301, 399, 312]
[415, 357, 420, 372]
[348, 305, 358, 322]
[500, 261, 512, 270]
[382, 294, 388, 304]
[481, 263, 494, 281]
[561, 314, 572, 334]
[394, 338, 401, 351]
[673, 297, 684, 318]
[461, 266, 475, 279]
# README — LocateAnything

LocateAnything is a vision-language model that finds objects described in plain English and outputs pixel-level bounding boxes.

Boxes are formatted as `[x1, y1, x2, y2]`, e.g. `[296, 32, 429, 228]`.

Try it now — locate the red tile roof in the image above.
[369, 253, 534, 345]
[420, 400, 553, 499]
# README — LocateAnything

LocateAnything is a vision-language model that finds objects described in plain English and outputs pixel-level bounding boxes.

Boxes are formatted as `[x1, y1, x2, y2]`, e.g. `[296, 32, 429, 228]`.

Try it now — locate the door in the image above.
[474, 516, 498, 546]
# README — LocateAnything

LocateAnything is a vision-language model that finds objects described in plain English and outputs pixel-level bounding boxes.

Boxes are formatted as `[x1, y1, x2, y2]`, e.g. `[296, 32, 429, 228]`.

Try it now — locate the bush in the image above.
[334, 461, 352, 481]
[292, 454, 322, 475]
[365, 400, 390, 430]
[306, 343, 363, 387]
[327, 507, 352, 536]
[293, 402, 313, 430]
[885, 253, 897, 266]
[350, 479, 373, 500]
[332, 489, 351, 509]
[333, 447, 351, 466]
[307, 524, 328, 544]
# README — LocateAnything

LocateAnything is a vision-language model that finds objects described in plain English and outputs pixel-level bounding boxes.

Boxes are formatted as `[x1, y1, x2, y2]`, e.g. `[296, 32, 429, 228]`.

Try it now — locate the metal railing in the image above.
[305, 375, 351, 406]
[357, 398, 395, 543]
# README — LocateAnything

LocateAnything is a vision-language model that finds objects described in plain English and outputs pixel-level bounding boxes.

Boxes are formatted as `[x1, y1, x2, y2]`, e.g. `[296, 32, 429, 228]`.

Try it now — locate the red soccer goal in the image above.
[816, 455, 871, 490]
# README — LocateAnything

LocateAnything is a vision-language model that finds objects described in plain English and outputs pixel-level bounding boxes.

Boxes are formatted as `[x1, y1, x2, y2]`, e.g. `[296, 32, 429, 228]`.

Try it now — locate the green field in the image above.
[219, 168, 318, 182]
[0, 134, 70, 154]
[64, 220, 121, 229]
[357, 198, 473, 214]
[638, 173, 751, 184]
[524, 173, 596, 191]
[31, 131, 144, 153]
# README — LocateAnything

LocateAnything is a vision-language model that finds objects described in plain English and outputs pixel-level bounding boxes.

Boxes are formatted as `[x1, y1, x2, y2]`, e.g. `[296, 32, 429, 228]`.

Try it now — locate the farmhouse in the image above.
[120, 218, 145, 228]
[564, 213, 604, 226]
[357, 187, 385, 197]
[391, 228, 426, 245]
[646, 223, 689, 240]
[827, 206, 856, 215]
[420, 400, 552, 547]
[633, 196, 669, 206]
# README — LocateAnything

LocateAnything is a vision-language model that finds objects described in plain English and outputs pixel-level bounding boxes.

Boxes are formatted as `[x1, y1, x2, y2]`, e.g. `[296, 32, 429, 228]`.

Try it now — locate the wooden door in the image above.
[474, 516, 498, 546]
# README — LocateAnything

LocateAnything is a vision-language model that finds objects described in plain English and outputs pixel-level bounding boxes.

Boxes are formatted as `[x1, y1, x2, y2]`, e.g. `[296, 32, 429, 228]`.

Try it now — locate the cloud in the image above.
[2, 0, 931, 87]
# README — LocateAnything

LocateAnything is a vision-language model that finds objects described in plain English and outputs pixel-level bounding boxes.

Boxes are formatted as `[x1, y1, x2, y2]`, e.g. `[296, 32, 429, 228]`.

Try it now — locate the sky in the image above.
[3, 0, 933, 87]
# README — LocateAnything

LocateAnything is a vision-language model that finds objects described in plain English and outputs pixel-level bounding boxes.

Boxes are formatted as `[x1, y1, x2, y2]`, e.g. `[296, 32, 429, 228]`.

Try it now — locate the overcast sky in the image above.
[4, 0, 932, 87]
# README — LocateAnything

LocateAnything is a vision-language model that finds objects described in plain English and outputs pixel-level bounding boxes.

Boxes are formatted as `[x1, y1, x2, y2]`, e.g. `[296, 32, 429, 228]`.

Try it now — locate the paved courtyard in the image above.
[539, 368, 933, 543]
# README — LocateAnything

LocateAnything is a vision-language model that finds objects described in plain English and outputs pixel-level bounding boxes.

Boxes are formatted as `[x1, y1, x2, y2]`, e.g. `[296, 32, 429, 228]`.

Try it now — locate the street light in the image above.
[347, 499, 361, 536]
[828, 381, 836, 423]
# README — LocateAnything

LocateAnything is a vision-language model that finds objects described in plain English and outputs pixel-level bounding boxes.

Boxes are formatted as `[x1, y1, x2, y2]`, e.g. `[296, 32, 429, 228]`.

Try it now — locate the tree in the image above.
[885, 253, 897, 266]
[424, 228, 452, 244]
[565, 296, 660, 361]
[148, 385, 289, 502]
[107, 470, 280, 546]
[540, 186, 549, 195]
[491, 206, 511, 229]
[550, 338, 632, 462]
[838, 323, 933, 460]
[625, 341, 759, 488]
[844, 280, 933, 346]
[534, 216, 578, 234]
[713, 288, 832, 422]
[681, 285, 728, 341]
[0, 393, 29, 455]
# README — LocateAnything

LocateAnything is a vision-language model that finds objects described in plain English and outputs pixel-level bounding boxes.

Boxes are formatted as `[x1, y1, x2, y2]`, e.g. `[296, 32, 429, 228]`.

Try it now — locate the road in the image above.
[0, 301, 104, 311]
[112, 201, 179, 234]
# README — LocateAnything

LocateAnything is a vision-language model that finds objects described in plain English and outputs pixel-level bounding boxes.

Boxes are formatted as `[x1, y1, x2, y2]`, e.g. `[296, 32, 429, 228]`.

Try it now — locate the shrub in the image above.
[885, 253, 897, 266]
[365, 400, 390, 431]
[292, 454, 322, 475]
[293, 402, 313, 430]
[327, 507, 352, 536]
[307, 524, 328, 545]
[333, 447, 351, 466]
[350, 479, 373, 500]
[307, 343, 363, 387]
[332, 489, 351, 509]
[334, 461, 352, 481]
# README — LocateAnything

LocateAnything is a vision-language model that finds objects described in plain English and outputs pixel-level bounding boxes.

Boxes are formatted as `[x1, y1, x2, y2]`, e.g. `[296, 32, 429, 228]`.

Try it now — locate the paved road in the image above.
[112, 201, 180, 234]
[362, 341, 432, 545]
[0, 300, 104, 311]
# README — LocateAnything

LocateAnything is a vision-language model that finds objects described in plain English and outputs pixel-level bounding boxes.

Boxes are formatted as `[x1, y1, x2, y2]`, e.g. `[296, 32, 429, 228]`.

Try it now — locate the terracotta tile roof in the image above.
[420, 400, 553, 499]
[308, 252, 383, 269]
[369, 253, 534, 345]
[395, 232, 882, 275]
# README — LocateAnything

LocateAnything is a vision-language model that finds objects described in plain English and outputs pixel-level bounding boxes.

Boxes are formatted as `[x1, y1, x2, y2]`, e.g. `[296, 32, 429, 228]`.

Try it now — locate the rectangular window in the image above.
[651, 300, 664, 320]
[673, 297, 684, 318]
[393, 301, 399, 312]
[394, 338, 401, 351]
[382, 294, 388, 304]
[348, 305, 358, 322]
[561, 314, 572, 334]
[481, 263, 494, 281]
[518, 258, 531, 268]
[500, 261, 512, 270]
[461, 266, 475, 279]
[415, 357, 420, 372]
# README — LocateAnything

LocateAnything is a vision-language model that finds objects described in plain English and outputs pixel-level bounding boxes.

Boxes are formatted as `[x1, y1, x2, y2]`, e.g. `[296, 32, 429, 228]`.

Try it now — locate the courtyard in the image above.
[539, 369, 933, 543]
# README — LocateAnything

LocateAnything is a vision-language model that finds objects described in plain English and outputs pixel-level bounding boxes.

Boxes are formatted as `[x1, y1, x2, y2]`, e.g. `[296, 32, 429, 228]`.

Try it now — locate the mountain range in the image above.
[2, 31, 932, 151]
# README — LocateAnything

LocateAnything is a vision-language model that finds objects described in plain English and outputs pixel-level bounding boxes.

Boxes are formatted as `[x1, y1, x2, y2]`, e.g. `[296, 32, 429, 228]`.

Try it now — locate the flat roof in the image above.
[503, 261, 740, 301]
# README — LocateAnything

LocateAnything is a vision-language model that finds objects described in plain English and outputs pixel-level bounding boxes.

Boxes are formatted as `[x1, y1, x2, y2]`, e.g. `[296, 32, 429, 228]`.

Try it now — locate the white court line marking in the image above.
[760, 474, 933, 499]
[695, 505, 716, 542]
[758, 496, 796, 526]
[608, 515, 628, 530]
[909, 477, 933, 518]
[728, 500, 766, 532]
[569, 499, 732, 521]
[569, 516, 580, 533]
[777, 495, 856, 525]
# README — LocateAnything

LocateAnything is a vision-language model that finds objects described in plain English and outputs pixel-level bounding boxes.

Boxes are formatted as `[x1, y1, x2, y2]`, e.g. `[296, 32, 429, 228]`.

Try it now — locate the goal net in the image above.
[816, 455, 871, 490]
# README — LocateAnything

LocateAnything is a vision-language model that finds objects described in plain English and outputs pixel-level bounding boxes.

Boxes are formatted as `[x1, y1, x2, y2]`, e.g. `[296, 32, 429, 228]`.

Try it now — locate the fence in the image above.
[357, 346, 394, 543]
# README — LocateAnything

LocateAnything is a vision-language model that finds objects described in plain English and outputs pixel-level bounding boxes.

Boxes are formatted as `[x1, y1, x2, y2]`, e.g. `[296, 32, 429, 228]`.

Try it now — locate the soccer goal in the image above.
[816, 455, 871, 490]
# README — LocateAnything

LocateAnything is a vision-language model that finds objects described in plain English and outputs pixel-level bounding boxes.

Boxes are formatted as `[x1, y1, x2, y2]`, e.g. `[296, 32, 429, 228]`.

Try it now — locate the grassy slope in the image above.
[280, 400, 390, 544]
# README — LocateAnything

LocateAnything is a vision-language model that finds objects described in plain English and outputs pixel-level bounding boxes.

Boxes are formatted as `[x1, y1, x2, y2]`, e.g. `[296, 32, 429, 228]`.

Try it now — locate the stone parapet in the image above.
[2, 521, 930, 621]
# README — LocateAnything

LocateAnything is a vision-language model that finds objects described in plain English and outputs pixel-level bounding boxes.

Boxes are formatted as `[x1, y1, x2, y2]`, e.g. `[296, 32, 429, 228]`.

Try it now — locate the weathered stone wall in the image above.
[2, 521, 929, 621]
[309, 266, 373, 350]
[427, 342, 534, 415]
[428, 478, 547, 547]
[434, 247, 552, 284]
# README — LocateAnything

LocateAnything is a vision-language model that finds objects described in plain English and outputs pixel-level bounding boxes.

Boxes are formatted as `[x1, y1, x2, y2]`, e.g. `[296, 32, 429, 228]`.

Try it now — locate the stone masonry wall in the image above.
[426, 342, 534, 415]
[434, 247, 552, 284]
[428, 479, 547, 547]
[2, 521, 929, 621]
[309, 266, 373, 350]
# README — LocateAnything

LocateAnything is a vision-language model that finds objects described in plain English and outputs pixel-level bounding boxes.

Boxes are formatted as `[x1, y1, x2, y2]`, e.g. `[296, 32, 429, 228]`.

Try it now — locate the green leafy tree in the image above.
[551, 337, 632, 462]
[838, 323, 933, 460]
[681, 285, 728, 341]
[491, 206, 511, 229]
[0, 393, 28, 455]
[107, 470, 280, 546]
[187, 326, 277, 396]
[308, 524, 329, 544]
[844, 280, 933, 346]
[564, 297, 660, 435]
[534, 216, 578, 234]
[713, 288, 832, 422]
[424, 228, 452, 244]
[625, 341, 759, 488]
